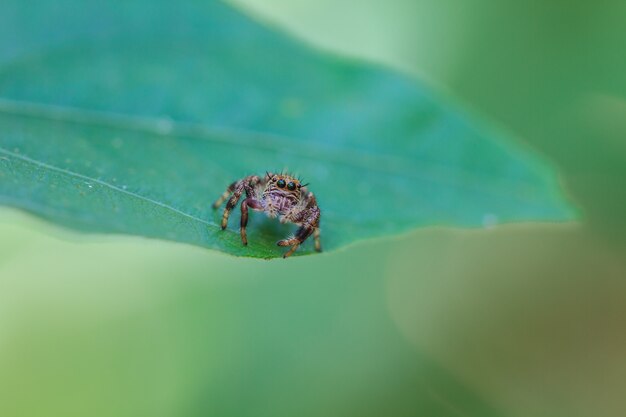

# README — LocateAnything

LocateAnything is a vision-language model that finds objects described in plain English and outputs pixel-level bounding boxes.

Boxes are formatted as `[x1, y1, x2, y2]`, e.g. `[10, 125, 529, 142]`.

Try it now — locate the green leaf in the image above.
[0, 0, 574, 258]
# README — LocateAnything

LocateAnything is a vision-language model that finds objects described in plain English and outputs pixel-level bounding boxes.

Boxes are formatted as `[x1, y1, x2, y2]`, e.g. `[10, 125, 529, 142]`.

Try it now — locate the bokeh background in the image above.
[1, 1, 625, 416]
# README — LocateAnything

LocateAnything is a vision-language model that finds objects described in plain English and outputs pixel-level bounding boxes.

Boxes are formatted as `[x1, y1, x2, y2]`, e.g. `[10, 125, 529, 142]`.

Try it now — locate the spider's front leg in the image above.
[240, 197, 263, 245]
[212, 175, 260, 230]
[302, 190, 322, 252]
[277, 204, 321, 258]
[277, 221, 318, 258]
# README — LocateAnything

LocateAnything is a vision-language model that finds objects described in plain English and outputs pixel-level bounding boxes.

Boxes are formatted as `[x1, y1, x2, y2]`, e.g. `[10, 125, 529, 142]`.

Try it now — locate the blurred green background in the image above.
[1, 1, 625, 416]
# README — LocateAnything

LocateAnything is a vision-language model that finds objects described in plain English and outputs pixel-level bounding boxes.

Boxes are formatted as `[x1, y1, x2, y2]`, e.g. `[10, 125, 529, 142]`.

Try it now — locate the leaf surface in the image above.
[0, 0, 574, 258]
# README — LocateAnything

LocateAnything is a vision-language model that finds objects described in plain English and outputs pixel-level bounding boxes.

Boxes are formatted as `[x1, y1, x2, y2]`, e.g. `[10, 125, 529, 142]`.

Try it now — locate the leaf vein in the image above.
[0, 146, 218, 229]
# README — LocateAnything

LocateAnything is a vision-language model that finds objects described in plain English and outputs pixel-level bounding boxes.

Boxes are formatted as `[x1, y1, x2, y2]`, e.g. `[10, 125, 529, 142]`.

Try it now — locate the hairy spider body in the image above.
[212, 172, 322, 258]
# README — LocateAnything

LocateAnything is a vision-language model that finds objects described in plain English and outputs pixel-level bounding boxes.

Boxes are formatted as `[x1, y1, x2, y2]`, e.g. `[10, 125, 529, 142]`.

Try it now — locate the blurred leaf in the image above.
[0, 0, 574, 258]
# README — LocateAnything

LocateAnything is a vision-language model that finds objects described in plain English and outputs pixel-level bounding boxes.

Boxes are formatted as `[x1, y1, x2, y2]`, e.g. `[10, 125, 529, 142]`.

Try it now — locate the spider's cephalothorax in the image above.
[212, 172, 322, 258]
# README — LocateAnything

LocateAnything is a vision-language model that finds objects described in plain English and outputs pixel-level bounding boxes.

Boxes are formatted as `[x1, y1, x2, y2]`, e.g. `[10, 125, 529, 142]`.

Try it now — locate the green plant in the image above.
[0, 0, 574, 258]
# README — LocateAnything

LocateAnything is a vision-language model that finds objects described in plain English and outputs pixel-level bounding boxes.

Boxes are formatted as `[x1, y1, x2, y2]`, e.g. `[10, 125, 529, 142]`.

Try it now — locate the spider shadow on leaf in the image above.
[210, 208, 292, 243]
[246, 212, 294, 242]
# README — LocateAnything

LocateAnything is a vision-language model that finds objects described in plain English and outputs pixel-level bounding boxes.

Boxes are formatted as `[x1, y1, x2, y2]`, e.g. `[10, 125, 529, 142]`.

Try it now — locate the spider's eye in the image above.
[287, 182, 296, 191]
[277, 179, 286, 188]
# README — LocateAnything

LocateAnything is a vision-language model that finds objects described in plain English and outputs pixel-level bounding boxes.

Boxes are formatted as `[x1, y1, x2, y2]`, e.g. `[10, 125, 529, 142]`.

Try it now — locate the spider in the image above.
[212, 172, 322, 258]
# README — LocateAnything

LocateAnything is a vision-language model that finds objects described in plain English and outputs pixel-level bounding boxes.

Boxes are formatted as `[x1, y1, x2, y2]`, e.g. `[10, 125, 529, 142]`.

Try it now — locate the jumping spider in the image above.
[212, 172, 322, 258]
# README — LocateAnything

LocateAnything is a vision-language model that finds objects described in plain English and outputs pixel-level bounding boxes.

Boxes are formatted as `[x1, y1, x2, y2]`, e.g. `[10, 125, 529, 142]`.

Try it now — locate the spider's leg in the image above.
[276, 225, 313, 258]
[313, 228, 322, 252]
[219, 175, 262, 230]
[277, 222, 316, 258]
[243, 175, 262, 197]
[277, 224, 315, 247]
[282, 243, 301, 259]
[277, 200, 321, 258]
[240, 198, 263, 246]
[212, 181, 237, 209]
[301, 191, 322, 252]
[304, 191, 317, 208]
[221, 183, 245, 229]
